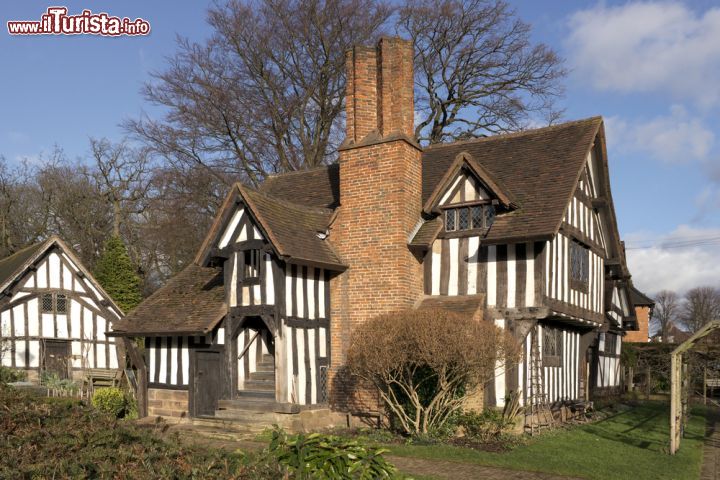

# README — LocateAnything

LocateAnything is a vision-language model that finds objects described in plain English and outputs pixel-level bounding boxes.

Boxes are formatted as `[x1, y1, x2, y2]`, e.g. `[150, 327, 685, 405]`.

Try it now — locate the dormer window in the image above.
[243, 249, 260, 279]
[444, 204, 495, 232]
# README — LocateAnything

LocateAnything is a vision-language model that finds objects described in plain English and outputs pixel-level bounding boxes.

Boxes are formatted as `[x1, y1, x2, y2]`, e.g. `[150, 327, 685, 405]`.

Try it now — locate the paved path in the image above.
[387, 455, 583, 480]
[701, 412, 720, 480]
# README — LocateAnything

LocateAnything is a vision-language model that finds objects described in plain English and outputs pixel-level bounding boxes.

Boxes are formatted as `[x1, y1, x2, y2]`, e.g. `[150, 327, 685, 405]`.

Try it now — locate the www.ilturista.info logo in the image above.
[7, 7, 150, 36]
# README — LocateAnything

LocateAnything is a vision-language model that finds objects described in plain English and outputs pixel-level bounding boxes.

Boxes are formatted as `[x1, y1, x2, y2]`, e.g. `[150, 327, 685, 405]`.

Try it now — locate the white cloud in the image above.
[625, 225, 720, 295]
[605, 105, 715, 163]
[566, 2, 720, 105]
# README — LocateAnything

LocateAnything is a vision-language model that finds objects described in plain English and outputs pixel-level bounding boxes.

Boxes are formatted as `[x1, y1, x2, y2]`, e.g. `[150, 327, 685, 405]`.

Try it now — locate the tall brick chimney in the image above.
[330, 37, 423, 410]
[344, 37, 416, 143]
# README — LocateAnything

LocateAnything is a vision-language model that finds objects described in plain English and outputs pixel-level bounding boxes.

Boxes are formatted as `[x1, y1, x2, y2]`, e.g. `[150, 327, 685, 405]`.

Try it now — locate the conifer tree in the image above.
[95, 236, 143, 313]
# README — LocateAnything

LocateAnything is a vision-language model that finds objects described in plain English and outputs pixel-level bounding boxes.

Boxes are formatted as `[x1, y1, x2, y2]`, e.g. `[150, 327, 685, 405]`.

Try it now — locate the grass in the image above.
[383, 402, 707, 480]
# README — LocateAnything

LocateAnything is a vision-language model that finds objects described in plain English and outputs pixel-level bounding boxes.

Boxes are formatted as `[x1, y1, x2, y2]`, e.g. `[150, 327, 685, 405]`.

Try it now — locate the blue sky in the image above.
[1, 1, 719, 295]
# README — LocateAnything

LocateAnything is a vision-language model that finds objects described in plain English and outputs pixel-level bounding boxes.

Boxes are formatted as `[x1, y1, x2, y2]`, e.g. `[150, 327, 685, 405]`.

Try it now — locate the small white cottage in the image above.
[0, 236, 123, 381]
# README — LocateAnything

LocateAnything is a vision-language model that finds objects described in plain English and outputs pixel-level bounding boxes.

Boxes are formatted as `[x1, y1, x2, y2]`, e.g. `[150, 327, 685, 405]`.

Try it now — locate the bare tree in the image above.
[127, 0, 391, 186]
[128, 0, 565, 182]
[397, 0, 566, 144]
[652, 290, 679, 342]
[681, 287, 720, 333]
[36, 160, 111, 268]
[89, 138, 152, 238]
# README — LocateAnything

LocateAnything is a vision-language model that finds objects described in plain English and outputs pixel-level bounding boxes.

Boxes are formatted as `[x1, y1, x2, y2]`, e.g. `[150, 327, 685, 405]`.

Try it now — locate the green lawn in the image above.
[386, 402, 707, 480]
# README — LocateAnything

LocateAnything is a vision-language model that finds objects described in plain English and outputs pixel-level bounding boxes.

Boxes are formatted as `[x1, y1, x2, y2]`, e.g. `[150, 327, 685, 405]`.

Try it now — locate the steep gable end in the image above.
[424, 152, 516, 214]
[196, 184, 345, 271]
[560, 150, 608, 255]
[0, 237, 123, 320]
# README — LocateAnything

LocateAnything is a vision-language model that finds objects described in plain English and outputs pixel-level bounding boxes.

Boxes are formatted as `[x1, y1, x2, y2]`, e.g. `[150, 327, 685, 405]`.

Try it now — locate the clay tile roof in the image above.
[241, 186, 345, 270]
[409, 218, 442, 247]
[110, 264, 226, 336]
[260, 164, 340, 209]
[0, 242, 45, 290]
[630, 286, 655, 307]
[421, 117, 603, 242]
[416, 294, 486, 318]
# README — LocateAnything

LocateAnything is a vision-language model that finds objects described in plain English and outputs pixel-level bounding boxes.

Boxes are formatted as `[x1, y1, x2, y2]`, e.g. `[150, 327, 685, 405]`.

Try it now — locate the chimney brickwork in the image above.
[330, 37, 423, 410]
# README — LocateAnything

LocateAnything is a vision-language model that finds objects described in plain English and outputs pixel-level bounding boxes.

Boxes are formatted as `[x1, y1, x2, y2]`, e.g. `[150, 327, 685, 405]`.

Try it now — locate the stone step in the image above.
[244, 379, 275, 391]
[249, 370, 274, 381]
[190, 416, 265, 434]
[237, 389, 274, 400]
[218, 397, 300, 414]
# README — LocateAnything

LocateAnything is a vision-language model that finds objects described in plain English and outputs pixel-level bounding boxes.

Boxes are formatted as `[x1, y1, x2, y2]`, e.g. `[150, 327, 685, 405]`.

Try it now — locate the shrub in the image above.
[94, 235, 142, 312]
[92, 387, 126, 417]
[347, 308, 521, 435]
[0, 384, 279, 478]
[0, 366, 26, 383]
[268, 427, 398, 479]
[458, 409, 513, 443]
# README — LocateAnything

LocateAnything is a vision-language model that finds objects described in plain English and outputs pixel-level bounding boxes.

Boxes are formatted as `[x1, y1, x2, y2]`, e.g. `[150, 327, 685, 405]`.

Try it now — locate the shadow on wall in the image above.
[330, 365, 384, 428]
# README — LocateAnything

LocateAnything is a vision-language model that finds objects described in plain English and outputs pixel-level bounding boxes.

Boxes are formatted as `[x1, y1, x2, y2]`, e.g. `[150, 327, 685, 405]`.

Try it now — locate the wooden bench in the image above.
[82, 369, 123, 398]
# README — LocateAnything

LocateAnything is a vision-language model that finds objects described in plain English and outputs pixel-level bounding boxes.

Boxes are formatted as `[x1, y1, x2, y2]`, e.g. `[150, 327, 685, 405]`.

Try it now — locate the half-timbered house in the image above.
[112, 37, 637, 420]
[0, 236, 123, 381]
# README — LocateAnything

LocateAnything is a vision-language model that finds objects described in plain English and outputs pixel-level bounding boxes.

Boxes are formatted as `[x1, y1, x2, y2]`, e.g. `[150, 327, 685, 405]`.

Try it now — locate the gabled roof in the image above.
[0, 236, 124, 316]
[423, 151, 517, 213]
[111, 264, 225, 336]
[630, 286, 655, 307]
[0, 243, 46, 292]
[196, 183, 345, 271]
[261, 164, 340, 209]
[421, 117, 603, 243]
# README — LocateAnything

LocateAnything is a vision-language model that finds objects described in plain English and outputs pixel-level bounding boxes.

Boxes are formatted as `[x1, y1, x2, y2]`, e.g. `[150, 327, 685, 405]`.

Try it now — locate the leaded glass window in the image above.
[485, 205, 495, 227]
[471, 206, 483, 229]
[458, 207, 469, 230]
[570, 241, 589, 290]
[42, 293, 53, 313]
[56, 294, 67, 314]
[445, 209, 456, 231]
[543, 327, 562, 367]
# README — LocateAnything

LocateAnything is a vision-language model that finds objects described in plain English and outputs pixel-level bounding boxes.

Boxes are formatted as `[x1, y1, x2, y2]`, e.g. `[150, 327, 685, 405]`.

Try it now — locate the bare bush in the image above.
[347, 308, 520, 435]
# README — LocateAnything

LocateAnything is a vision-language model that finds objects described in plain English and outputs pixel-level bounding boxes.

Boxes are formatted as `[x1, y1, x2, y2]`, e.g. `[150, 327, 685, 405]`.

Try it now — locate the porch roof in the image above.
[110, 264, 226, 337]
[415, 294, 486, 320]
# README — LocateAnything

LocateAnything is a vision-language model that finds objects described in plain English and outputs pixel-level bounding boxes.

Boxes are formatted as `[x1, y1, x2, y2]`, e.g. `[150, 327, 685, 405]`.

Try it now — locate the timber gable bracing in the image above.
[0, 237, 122, 376]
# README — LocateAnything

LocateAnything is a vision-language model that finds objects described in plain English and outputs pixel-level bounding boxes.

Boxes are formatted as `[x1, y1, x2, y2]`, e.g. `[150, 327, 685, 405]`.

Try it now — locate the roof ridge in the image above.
[0, 241, 44, 264]
[264, 163, 336, 180]
[423, 116, 603, 151]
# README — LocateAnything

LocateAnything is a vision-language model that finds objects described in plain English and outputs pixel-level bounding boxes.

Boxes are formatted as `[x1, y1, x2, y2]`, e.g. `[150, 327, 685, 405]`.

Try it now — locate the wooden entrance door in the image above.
[192, 349, 223, 417]
[44, 340, 70, 379]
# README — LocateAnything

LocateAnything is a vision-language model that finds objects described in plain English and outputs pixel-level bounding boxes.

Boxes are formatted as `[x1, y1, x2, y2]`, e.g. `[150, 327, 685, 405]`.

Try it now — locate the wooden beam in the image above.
[123, 337, 147, 418]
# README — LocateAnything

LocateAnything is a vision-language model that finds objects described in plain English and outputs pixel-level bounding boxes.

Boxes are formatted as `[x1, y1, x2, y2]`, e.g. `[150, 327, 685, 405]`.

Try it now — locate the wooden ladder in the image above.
[526, 330, 554, 436]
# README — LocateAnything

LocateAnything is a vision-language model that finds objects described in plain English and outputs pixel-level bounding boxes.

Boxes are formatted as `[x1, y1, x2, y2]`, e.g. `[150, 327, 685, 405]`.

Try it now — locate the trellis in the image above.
[670, 320, 720, 455]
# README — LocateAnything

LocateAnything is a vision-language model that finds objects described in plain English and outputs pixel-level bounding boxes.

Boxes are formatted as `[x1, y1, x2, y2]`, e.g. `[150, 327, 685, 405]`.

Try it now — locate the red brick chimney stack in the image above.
[345, 37, 415, 143]
[331, 37, 423, 410]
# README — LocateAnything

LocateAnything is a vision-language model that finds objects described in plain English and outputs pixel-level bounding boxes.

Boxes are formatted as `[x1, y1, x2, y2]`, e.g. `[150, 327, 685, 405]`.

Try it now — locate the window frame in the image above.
[241, 249, 261, 283]
[41, 292, 70, 315]
[542, 327, 563, 367]
[604, 333, 618, 356]
[442, 201, 496, 233]
[569, 240, 590, 292]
